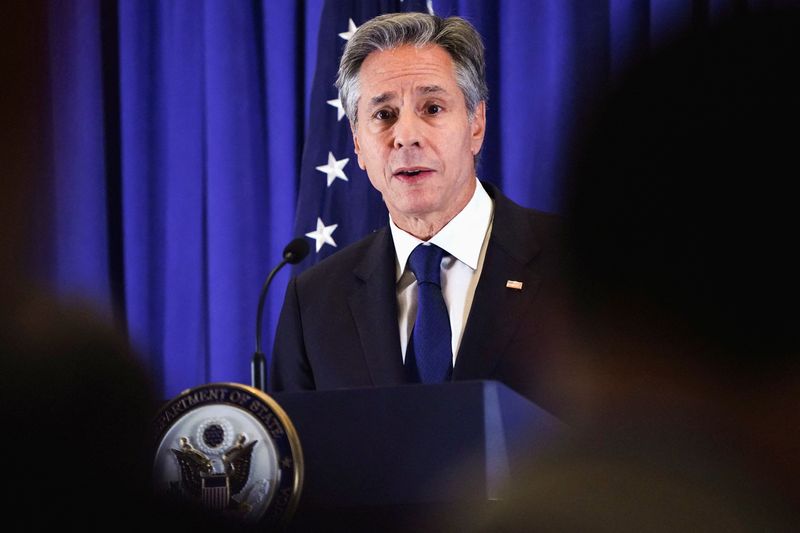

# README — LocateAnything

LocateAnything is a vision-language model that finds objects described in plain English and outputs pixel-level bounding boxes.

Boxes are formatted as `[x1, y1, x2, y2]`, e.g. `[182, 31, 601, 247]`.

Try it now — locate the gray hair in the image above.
[335, 12, 488, 125]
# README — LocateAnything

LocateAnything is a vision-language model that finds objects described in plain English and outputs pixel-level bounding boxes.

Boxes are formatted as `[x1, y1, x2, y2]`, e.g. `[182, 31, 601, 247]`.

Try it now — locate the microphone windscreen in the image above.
[283, 238, 310, 264]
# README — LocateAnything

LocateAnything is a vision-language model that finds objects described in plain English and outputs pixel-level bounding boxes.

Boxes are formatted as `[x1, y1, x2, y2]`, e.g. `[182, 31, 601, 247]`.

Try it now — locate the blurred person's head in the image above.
[0, 295, 160, 527]
[0, 295, 248, 530]
[555, 10, 800, 416]
[453, 12, 800, 532]
[531, 10, 800, 513]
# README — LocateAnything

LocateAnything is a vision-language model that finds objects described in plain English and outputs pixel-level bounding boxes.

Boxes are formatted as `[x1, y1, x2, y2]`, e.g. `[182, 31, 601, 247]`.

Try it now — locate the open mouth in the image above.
[393, 167, 433, 179]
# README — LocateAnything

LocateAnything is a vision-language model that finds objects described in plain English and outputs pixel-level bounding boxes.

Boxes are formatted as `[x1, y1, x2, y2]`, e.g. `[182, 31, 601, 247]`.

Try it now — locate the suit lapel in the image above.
[453, 184, 543, 380]
[347, 229, 406, 386]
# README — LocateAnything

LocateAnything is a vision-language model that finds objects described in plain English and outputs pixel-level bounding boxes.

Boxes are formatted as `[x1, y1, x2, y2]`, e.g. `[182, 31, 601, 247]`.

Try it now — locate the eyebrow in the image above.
[369, 92, 395, 107]
[420, 85, 446, 95]
[367, 85, 448, 108]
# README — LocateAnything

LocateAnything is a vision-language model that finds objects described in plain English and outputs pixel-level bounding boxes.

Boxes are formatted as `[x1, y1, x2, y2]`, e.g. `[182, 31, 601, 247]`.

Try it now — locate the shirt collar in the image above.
[390, 178, 494, 281]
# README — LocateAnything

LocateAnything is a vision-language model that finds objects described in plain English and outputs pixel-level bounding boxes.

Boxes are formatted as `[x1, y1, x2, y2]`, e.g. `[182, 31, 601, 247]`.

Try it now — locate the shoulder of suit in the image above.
[482, 180, 562, 236]
[295, 228, 388, 284]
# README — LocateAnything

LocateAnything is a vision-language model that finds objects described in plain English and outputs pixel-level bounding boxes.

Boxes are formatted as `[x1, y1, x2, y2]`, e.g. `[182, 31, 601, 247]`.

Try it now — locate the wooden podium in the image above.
[272, 380, 564, 531]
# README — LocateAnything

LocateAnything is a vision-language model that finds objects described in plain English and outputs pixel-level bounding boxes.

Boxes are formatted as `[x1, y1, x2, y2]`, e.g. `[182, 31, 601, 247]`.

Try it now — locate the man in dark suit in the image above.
[270, 13, 561, 412]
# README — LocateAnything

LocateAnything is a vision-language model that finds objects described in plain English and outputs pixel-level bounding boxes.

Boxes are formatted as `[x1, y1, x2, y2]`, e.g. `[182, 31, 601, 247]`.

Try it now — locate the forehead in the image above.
[358, 44, 459, 96]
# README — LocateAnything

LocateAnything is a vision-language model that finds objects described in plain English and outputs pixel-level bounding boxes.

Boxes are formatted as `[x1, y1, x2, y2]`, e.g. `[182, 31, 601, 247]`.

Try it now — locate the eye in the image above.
[374, 109, 395, 121]
[425, 103, 443, 115]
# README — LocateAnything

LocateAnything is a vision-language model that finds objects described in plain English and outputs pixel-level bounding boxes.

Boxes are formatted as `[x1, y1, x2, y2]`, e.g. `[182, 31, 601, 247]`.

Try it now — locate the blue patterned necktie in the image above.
[405, 243, 452, 384]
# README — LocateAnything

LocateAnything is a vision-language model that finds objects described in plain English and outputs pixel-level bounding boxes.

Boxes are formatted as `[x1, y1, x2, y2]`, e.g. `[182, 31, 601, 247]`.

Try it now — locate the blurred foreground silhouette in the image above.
[0, 3, 245, 529]
[457, 9, 800, 532]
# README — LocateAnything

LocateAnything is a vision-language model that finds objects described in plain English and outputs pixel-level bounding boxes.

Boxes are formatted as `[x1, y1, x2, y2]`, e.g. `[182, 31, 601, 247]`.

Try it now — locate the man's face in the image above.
[352, 44, 486, 230]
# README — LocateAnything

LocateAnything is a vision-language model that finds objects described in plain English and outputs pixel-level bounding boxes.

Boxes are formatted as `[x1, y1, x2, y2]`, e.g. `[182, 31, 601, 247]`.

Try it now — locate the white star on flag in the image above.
[305, 218, 338, 252]
[316, 151, 349, 187]
[327, 95, 346, 121]
[339, 18, 358, 41]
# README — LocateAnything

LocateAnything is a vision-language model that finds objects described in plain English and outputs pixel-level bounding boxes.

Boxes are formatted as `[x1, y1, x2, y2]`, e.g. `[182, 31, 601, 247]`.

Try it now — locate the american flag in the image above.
[293, 0, 434, 272]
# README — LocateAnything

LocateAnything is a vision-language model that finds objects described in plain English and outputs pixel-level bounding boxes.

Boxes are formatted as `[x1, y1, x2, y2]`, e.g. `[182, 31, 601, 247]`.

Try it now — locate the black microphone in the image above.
[252, 238, 310, 391]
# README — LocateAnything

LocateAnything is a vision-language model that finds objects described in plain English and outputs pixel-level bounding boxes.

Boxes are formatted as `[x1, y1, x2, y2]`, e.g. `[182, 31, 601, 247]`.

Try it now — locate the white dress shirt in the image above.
[390, 179, 495, 365]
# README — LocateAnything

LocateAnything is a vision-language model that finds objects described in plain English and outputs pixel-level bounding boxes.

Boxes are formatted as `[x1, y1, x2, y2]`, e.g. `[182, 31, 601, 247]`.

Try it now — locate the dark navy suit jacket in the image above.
[269, 182, 562, 412]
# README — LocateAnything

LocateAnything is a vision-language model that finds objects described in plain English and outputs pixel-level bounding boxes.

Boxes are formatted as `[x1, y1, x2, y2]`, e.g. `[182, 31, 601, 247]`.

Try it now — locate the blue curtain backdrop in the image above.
[39, 0, 783, 398]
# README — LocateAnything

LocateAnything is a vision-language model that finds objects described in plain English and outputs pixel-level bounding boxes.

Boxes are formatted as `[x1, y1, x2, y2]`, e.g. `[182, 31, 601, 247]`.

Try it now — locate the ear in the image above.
[351, 122, 366, 170]
[470, 101, 486, 155]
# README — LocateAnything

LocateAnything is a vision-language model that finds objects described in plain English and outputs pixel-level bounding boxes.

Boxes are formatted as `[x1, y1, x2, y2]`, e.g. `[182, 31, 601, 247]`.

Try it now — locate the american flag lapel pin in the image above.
[506, 280, 523, 290]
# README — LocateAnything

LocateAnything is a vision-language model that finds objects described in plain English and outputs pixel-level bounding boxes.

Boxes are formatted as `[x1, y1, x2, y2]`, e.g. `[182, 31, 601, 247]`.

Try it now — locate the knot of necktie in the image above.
[408, 243, 445, 286]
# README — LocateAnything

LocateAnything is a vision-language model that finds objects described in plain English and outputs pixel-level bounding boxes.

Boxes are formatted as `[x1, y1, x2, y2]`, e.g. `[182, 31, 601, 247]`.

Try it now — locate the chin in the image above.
[395, 197, 441, 218]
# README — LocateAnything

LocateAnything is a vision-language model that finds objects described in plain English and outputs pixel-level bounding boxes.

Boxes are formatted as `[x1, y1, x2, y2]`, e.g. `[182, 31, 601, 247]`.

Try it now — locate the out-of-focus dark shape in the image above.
[0, 293, 254, 530]
[0, 3, 244, 529]
[1, 294, 153, 527]
[0, 1, 46, 291]
[460, 9, 800, 532]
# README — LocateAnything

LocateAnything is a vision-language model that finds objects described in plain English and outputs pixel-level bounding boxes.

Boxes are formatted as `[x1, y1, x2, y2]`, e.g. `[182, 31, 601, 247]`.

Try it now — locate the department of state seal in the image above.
[153, 383, 302, 527]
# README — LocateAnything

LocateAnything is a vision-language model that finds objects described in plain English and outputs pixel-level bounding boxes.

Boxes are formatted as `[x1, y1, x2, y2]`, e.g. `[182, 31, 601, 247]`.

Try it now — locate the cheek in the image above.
[366, 172, 391, 198]
[362, 142, 389, 170]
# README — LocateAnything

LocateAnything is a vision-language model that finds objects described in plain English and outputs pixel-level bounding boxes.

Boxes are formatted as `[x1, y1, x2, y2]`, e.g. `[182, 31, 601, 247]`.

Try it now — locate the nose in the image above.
[392, 111, 422, 149]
